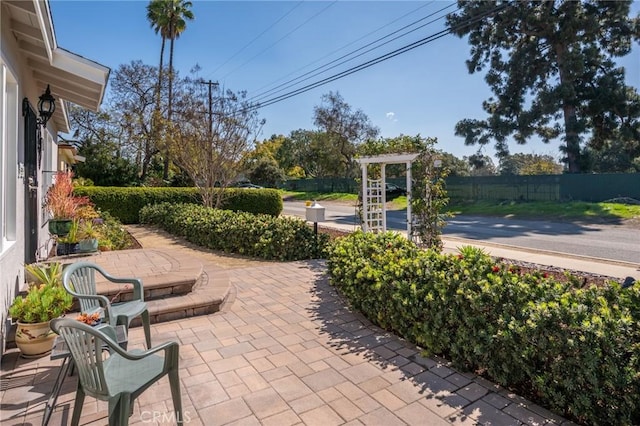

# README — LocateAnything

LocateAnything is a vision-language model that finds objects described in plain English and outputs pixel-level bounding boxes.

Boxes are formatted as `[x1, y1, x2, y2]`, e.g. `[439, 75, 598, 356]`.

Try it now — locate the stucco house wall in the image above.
[0, 0, 108, 356]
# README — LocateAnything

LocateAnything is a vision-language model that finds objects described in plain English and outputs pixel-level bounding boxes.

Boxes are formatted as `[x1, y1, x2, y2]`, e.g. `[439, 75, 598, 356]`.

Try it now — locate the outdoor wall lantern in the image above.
[35, 84, 56, 167]
[37, 84, 56, 127]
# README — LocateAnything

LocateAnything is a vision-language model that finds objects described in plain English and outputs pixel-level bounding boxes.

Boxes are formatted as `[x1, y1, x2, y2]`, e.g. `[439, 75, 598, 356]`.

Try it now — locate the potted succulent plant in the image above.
[9, 263, 73, 357]
[77, 220, 100, 253]
[44, 171, 91, 236]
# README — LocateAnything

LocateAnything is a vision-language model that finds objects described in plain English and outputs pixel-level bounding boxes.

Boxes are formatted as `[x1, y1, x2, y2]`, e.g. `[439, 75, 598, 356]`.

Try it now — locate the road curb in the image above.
[442, 236, 640, 269]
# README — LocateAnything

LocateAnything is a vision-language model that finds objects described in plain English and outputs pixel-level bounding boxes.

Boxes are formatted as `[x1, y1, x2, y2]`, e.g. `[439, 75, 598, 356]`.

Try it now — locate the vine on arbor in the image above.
[357, 135, 451, 250]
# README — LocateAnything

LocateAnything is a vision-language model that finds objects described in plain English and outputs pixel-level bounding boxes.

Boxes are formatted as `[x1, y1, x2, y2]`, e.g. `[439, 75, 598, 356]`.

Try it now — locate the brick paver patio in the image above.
[0, 227, 571, 425]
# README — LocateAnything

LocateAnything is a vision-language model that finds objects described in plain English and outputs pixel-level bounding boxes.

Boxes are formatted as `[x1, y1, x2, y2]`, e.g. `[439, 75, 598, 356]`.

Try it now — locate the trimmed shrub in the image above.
[139, 202, 327, 261]
[327, 231, 640, 425]
[223, 188, 282, 217]
[74, 187, 283, 224]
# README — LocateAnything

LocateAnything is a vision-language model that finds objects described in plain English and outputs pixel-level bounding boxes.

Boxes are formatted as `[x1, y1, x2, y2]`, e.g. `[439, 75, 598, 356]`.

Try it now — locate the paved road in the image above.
[283, 200, 640, 265]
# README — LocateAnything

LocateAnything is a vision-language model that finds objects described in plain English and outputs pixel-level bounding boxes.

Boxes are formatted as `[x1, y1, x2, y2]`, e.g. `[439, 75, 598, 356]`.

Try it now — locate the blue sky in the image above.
[49, 1, 639, 162]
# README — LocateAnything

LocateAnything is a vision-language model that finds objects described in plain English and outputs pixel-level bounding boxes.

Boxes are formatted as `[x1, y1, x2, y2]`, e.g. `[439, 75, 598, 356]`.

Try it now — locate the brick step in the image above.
[69, 249, 232, 325]
[7, 249, 231, 348]
[96, 268, 201, 302]
[132, 264, 231, 325]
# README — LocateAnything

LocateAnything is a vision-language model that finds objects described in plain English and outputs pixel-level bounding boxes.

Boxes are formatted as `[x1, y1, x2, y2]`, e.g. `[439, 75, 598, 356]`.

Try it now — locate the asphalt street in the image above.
[283, 200, 640, 265]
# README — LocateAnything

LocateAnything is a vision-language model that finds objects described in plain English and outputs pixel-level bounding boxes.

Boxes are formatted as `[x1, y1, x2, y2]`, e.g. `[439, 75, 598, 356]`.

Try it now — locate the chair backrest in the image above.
[50, 318, 112, 399]
[63, 262, 100, 313]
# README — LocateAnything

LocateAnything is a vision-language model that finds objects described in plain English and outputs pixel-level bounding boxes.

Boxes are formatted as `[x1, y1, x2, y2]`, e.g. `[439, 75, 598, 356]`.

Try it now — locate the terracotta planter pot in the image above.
[15, 321, 56, 358]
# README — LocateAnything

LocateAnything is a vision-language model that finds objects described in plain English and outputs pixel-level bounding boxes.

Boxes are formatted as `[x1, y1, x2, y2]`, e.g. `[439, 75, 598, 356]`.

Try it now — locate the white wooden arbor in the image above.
[356, 153, 419, 236]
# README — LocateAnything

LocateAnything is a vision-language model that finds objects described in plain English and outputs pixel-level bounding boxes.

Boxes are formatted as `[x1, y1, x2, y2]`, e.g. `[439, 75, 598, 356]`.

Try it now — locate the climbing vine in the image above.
[357, 135, 451, 250]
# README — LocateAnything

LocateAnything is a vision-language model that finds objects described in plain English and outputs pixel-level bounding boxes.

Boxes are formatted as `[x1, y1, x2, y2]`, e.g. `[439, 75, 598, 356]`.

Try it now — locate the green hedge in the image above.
[74, 187, 283, 224]
[327, 231, 640, 426]
[139, 202, 328, 261]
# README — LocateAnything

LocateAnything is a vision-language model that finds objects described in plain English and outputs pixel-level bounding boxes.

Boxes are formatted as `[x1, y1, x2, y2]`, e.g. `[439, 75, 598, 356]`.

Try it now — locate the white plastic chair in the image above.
[62, 262, 152, 349]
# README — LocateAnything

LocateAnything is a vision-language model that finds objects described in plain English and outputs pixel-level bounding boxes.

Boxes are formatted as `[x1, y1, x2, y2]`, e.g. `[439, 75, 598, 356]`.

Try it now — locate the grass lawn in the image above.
[282, 190, 640, 222]
[281, 191, 359, 203]
[446, 200, 640, 221]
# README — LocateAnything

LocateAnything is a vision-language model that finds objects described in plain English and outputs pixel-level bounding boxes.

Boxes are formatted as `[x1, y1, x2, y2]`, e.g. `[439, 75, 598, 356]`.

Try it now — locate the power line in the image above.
[248, 2, 457, 103]
[220, 1, 338, 81]
[244, 3, 508, 112]
[204, 2, 304, 79]
[253, 30, 453, 109]
[247, 1, 436, 97]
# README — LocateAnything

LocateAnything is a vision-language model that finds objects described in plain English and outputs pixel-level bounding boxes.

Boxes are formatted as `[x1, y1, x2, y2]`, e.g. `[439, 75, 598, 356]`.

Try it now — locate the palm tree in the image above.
[146, 0, 194, 180]
[146, 0, 169, 112]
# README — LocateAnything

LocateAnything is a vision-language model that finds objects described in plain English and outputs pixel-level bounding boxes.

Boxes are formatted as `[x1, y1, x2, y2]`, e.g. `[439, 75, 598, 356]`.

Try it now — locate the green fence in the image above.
[446, 175, 561, 201]
[559, 173, 640, 201]
[281, 173, 640, 202]
[284, 178, 359, 193]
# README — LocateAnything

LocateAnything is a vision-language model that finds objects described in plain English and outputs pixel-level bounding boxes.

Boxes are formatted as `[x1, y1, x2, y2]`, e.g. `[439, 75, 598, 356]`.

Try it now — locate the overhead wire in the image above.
[219, 1, 339, 81]
[247, 1, 435, 97]
[248, 2, 457, 103]
[244, 3, 508, 112]
[204, 1, 304, 79]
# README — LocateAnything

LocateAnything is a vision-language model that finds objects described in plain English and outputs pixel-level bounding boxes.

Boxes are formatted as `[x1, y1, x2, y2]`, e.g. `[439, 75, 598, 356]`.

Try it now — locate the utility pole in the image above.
[199, 80, 219, 137]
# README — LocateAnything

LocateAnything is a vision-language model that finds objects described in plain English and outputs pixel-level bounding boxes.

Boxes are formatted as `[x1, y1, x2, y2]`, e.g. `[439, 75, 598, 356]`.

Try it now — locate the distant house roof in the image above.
[58, 143, 84, 165]
[3, 0, 110, 132]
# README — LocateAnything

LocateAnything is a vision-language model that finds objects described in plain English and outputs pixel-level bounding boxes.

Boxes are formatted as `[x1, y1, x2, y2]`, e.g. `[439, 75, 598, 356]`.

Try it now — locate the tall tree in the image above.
[69, 62, 163, 185]
[584, 140, 640, 173]
[146, 0, 169, 110]
[286, 129, 329, 178]
[76, 139, 139, 186]
[436, 151, 471, 177]
[109, 61, 160, 181]
[240, 136, 287, 185]
[146, 0, 170, 176]
[169, 75, 264, 208]
[313, 91, 379, 178]
[499, 153, 563, 175]
[447, 1, 640, 173]
[146, 0, 195, 180]
[465, 153, 497, 176]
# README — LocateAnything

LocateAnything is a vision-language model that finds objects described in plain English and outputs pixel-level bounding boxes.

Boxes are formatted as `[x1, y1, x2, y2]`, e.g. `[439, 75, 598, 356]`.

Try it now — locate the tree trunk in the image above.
[164, 34, 175, 181]
[562, 104, 581, 173]
[555, 42, 581, 173]
[150, 37, 166, 183]
[157, 36, 165, 112]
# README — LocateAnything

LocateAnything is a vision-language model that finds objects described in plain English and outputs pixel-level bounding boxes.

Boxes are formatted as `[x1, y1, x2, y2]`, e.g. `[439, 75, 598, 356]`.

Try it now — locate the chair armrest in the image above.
[102, 338, 179, 362]
[66, 292, 111, 308]
[65, 293, 116, 326]
[52, 318, 178, 363]
[63, 262, 145, 302]
[100, 272, 144, 301]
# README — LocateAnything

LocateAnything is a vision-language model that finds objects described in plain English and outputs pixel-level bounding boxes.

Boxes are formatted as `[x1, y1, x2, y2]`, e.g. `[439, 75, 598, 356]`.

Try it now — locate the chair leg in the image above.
[70, 385, 85, 426]
[109, 394, 131, 426]
[142, 310, 152, 349]
[169, 368, 183, 425]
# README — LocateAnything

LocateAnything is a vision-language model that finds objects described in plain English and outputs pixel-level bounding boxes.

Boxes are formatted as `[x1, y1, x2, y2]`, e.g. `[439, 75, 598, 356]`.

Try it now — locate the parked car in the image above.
[385, 183, 406, 196]
[235, 182, 264, 189]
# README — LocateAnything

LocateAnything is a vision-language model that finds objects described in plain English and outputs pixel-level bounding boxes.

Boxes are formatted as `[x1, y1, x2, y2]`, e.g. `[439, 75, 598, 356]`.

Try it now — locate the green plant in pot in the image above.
[56, 219, 80, 256]
[78, 220, 100, 253]
[45, 171, 91, 236]
[9, 263, 73, 357]
[24, 261, 63, 286]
